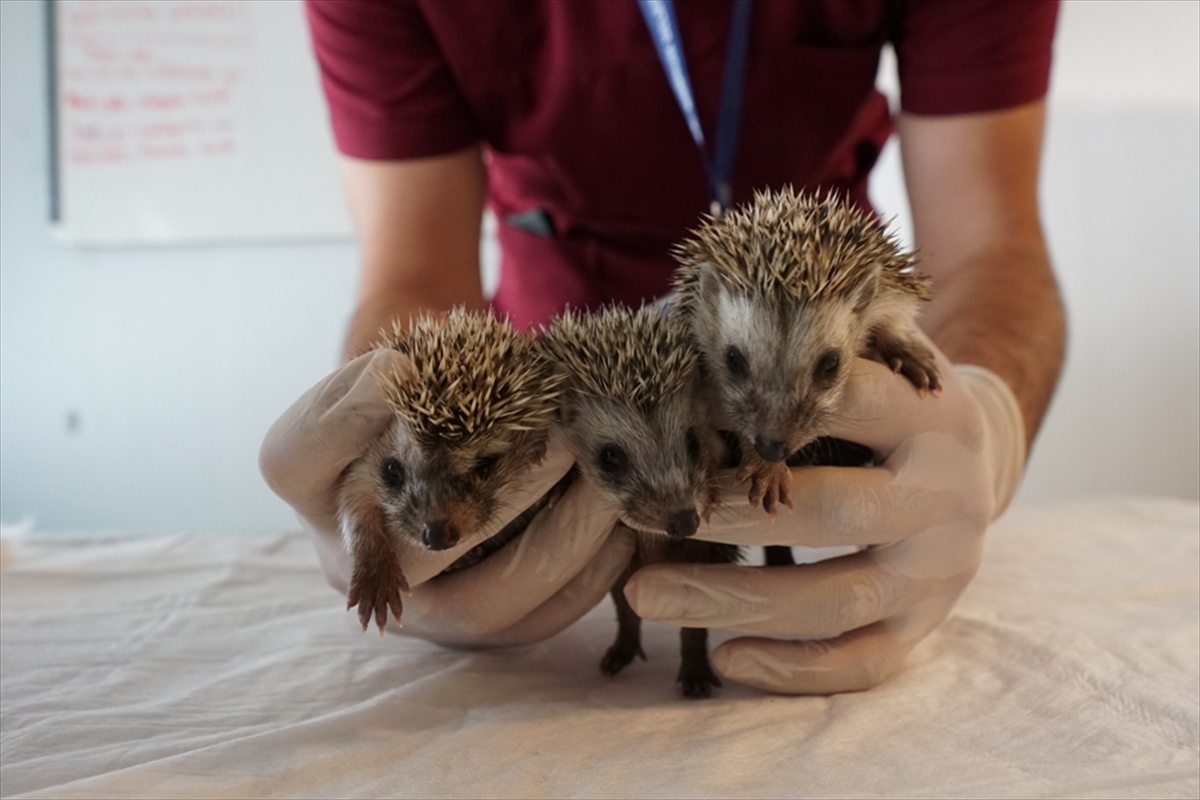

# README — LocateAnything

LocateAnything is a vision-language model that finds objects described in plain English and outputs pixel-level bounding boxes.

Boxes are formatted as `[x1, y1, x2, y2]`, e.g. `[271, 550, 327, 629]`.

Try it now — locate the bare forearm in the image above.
[897, 102, 1063, 453]
[337, 147, 488, 361]
[921, 239, 1065, 452]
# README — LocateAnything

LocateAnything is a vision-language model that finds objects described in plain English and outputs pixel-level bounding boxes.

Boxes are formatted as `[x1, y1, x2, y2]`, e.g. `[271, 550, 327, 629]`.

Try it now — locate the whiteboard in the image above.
[52, 0, 352, 246]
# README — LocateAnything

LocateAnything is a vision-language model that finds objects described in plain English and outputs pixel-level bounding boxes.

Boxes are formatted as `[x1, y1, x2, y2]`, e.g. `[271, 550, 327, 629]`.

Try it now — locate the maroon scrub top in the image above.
[306, 0, 1057, 329]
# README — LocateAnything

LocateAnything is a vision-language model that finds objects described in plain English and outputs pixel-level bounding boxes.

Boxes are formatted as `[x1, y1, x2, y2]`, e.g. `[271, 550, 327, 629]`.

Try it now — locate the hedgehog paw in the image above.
[601, 639, 646, 677]
[871, 329, 942, 395]
[678, 655, 722, 699]
[898, 346, 941, 395]
[746, 462, 791, 517]
[347, 560, 409, 634]
[769, 468, 794, 513]
[747, 474, 767, 512]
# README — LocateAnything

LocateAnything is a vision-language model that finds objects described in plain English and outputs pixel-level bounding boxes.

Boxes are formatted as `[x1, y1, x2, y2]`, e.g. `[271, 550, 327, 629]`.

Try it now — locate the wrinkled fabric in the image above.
[2, 496, 1196, 799]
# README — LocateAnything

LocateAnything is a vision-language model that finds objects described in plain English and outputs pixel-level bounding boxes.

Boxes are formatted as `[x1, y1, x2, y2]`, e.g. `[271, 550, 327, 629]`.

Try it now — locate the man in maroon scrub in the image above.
[261, 0, 1064, 695]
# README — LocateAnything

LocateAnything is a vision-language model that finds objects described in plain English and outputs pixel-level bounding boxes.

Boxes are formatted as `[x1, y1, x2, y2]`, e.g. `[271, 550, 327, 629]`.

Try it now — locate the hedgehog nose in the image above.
[664, 509, 700, 539]
[422, 520, 460, 551]
[754, 436, 790, 463]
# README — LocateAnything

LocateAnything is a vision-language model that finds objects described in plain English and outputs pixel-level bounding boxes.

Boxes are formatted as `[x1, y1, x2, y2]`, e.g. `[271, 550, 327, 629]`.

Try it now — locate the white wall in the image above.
[1, 0, 360, 532]
[871, 0, 1200, 505]
[1, 0, 1197, 533]
[1023, 0, 1199, 504]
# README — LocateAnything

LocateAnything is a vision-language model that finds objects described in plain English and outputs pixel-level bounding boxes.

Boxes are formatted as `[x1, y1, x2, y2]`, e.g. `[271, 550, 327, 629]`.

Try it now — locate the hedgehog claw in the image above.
[761, 463, 792, 518]
[747, 481, 764, 509]
[762, 492, 776, 517]
[778, 482, 793, 513]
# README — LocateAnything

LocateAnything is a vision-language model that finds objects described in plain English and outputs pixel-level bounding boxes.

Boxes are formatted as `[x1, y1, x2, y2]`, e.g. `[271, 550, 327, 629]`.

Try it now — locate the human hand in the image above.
[259, 351, 632, 647]
[623, 347, 1025, 694]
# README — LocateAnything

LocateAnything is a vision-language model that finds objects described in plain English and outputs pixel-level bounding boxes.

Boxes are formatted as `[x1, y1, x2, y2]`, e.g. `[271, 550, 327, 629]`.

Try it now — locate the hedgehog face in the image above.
[540, 305, 719, 537]
[693, 278, 871, 462]
[348, 307, 562, 551]
[671, 189, 927, 465]
[559, 382, 718, 537]
[345, 417, 550, 552]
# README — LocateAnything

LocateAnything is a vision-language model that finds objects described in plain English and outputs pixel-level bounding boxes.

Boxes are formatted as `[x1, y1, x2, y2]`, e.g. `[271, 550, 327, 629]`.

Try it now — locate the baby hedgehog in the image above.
[337, 308, 563, 633]
[540, 305, 734, 699]
[672, 187, 940, 515]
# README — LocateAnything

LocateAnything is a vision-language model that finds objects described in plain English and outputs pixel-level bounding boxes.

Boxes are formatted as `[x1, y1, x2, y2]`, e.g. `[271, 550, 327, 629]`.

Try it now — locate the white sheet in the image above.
[2, 496, 1197, 799]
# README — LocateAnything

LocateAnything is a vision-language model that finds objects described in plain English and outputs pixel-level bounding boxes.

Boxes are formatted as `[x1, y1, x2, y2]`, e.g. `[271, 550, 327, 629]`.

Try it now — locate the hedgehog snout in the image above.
[664, 508, 700, 539]
[422, 519, 461, 551]
[753, 436, 789, 463]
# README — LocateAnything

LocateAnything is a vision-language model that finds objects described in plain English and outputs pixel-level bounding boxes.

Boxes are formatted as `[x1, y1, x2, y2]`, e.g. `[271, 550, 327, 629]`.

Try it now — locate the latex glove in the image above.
[259, 350, 631, 647]
[624, 346, 1025, 694]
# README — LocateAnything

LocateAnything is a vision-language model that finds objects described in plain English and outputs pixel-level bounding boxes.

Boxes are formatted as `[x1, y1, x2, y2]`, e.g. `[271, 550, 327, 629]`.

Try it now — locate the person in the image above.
[260, 0, 1064, 694]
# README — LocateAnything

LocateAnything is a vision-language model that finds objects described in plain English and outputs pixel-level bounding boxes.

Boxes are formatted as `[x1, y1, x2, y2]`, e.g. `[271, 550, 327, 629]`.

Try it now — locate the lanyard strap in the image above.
[637, 0, 753, 216]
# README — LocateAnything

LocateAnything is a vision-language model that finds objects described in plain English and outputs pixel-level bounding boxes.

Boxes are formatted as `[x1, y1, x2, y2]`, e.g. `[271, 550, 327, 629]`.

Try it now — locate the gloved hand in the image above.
[623, 345, 1026, 694]
[259, 350, 632, 647]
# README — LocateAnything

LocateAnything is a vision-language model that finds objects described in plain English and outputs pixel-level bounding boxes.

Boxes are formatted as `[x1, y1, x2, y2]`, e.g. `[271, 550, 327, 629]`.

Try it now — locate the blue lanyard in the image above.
[637, 0, 753, 217]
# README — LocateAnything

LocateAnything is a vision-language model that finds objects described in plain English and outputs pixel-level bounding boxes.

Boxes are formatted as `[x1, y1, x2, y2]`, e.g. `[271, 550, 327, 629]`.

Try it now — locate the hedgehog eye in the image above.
[473, 454, 500, 480]
[724, 345, 749, 381]
[815, 350, 841, 382]
[597, 443, 630, 477]
[380, 458, 406, 491]
[685, 428, 702, 465]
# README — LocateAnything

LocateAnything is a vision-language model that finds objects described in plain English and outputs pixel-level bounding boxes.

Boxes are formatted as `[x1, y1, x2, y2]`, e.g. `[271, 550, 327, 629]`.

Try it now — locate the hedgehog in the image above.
[337, 307, 564, 633]
[672, 187, 940, 517]
[539, 304, 734, 699]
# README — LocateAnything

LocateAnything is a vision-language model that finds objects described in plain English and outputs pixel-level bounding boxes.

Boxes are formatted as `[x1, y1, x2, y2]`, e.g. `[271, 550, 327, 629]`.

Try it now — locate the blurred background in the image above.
[1, 0, 1197, 533]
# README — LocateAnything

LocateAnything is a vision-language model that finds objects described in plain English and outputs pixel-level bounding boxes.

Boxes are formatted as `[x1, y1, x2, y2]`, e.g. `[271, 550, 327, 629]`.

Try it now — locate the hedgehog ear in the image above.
[852, 262, 884, 314]
[557, 399, 577, 426]
[697, 262, 723, 308]
[552, 393, 576, 429]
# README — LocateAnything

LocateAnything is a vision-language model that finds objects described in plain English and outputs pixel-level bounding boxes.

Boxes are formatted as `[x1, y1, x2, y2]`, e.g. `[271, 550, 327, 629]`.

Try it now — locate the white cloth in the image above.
[1, 496, 1197, 799]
